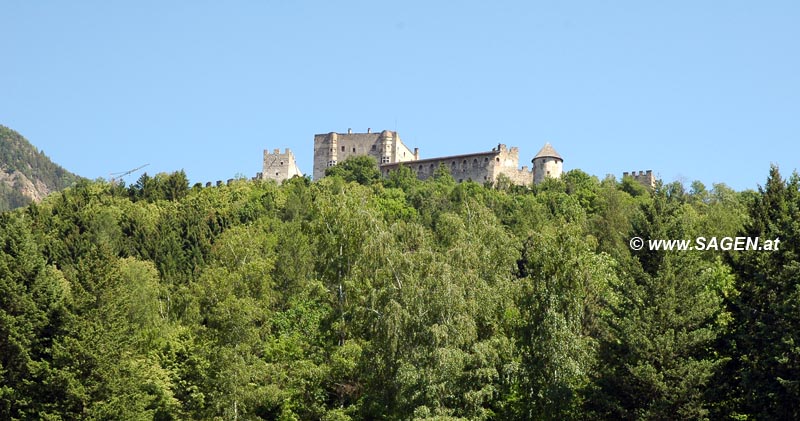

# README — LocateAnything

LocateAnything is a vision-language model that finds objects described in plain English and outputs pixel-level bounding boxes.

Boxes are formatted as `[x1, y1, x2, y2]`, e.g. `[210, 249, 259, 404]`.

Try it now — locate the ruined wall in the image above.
[506, 166, 533, 185]
[623, 170, 655, 188]
[262, 148, 301, 183]
[492, 145, 533, 185]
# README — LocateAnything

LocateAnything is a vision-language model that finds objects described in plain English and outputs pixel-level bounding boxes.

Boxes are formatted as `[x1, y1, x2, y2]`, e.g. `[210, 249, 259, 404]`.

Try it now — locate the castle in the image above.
[260, 128, 654, 189]
[263, 128, 565, 186]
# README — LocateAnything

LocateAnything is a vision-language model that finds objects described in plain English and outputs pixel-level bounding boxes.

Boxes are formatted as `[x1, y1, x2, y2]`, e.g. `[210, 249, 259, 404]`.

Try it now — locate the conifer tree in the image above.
[725, 166, 800, 419]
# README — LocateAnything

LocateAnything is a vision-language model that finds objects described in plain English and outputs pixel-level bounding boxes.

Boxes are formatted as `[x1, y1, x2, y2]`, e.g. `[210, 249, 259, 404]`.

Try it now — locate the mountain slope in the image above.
[0, 125, 81, 211]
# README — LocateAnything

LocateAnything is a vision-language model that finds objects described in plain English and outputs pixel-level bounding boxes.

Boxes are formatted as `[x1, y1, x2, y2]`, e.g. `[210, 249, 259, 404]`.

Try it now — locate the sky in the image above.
[1, 1, 798, 191]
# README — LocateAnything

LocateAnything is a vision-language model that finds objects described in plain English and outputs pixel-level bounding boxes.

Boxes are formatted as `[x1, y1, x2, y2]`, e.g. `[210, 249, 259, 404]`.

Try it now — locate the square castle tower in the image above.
[262, 148, 302, 182]
[312, 128, 419, 180]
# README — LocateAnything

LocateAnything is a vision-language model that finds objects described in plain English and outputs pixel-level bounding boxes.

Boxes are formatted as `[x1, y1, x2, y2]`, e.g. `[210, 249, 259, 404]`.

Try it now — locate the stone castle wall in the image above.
[381, 144, 533, 186]
[532, 157, 563, 184]
[312, 129, 417, 180]
[623, 170, 655, 188]
[263, 129, 564, 186]
[262, 148, 301, 183]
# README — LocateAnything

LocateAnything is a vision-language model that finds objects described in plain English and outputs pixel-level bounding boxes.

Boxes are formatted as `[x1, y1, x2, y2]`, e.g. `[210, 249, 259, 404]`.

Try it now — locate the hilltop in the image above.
[1, 165, 797, 419]
[0, 125, 81, 210]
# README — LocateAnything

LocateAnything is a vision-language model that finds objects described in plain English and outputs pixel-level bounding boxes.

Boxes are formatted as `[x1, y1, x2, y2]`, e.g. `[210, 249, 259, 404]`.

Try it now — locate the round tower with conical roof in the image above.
[532, 142, 563, 184]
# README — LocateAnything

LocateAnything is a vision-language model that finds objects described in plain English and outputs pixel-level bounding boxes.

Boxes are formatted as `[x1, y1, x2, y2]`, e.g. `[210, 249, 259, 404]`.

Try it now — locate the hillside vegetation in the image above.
[0, 125, 80, 211]
[0, 161, 798, 420]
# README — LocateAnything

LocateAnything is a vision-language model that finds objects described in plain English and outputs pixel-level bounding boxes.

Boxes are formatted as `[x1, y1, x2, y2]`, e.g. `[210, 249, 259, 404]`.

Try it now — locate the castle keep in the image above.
[263, 128, 565, 186]
[312, 129, 418, 180]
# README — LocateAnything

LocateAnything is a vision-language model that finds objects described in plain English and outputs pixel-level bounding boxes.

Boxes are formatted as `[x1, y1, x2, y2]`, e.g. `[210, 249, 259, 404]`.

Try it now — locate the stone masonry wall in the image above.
[623, 170, 655, 188]
[312, 130, 417, 180]
[262, 148, 301, 183]
[306, 131, 558, 187]
[381, 144, 533, 186]
[532, 157, 563, 184]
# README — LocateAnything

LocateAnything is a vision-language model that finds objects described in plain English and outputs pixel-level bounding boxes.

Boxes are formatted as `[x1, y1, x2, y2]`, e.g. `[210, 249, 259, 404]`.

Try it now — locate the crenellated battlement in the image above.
[623, 169, 655, 188]
[262, 147, 301, 183]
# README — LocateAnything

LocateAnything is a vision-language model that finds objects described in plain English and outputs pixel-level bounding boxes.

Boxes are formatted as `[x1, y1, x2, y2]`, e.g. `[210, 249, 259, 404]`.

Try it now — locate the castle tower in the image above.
[623, 170, 655, 189]
[262, 148, 302, 183]
[312, 129, 417, 179]
[532, 142, 563, 184]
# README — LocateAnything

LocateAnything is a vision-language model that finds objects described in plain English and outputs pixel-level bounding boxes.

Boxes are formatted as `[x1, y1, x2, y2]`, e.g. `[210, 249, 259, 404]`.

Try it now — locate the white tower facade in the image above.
[532, 142, 563, 184]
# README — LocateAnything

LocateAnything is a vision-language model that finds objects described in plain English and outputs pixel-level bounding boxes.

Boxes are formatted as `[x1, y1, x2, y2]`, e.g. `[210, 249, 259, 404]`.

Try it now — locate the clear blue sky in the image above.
[2, 1, 798, 190]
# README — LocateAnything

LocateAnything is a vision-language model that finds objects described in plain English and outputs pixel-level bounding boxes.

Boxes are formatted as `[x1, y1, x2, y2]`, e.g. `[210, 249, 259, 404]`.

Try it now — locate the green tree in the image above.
[0, 213, 71, 419]
[384, 163, 420, 191]
[563, 169, 600, 214]
[589, 185, 731, 420]
[589, 176, 643, 262]
[724, 166, 800, 419]
[515, 221, 618, 420]
[325, 156, 381, 185]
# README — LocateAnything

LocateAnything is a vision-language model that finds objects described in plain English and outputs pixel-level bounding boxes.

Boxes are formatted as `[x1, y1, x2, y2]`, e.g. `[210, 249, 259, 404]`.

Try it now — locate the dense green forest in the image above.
[0, 126, 81, 211]
[0, 158, 798, 420]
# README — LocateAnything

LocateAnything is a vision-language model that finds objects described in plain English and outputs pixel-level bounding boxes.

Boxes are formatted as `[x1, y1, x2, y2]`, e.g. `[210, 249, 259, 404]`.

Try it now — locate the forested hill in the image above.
[1, 158, 798, 420]
[0, 125, 81, 211]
